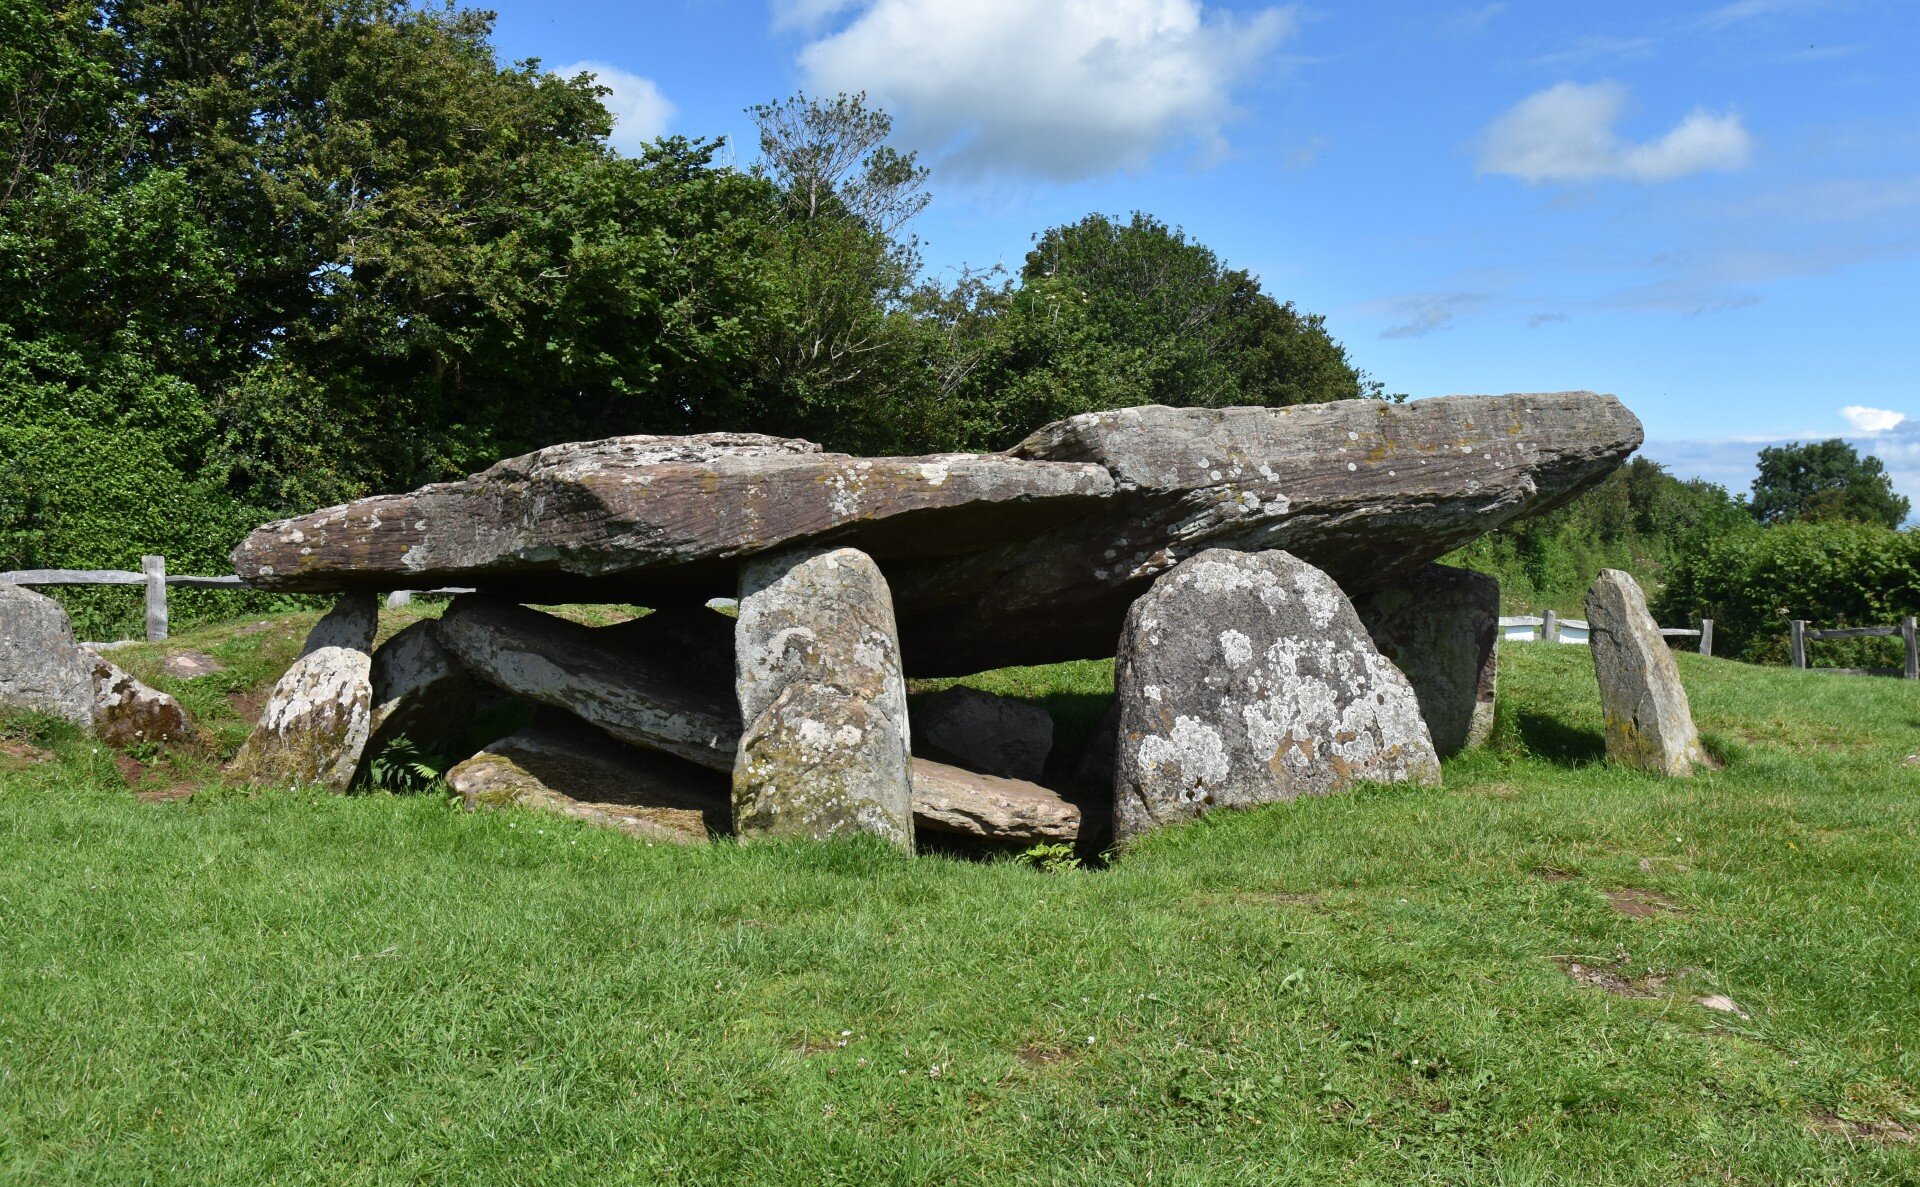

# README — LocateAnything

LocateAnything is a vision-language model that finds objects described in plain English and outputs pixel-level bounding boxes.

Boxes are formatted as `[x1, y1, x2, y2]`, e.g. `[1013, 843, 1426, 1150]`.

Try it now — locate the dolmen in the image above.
[222, 392, 1643, 850]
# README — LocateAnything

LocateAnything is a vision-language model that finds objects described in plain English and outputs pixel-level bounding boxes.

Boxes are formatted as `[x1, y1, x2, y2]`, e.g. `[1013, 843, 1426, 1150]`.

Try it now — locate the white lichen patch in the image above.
[1219, 629, 1254, 668]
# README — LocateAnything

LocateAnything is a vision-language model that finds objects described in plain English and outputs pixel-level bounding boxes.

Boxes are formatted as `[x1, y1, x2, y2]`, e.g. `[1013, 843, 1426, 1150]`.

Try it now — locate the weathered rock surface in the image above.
[448, 720, 728, 844]
[733, 547, 915, 849]
[437, 598, 738, 771]
[367, 620, 480, 752]
[233, 434, 1114, 600]
[913, 685, 1053, 782]
[0, 583, 96, 729]
[160, 651, 226, 680]
[1585, 569, 1712, 776]
[229, 599, 375, 790]
[911, 758, 1079, 842]
[1352, 564, 1499, 757]
[230, 394, 1641, 674]
[88, 654, 207, 751]
[894, 393, 1642, 672]
[1112, 549, 1440, 844]
[299, 591, 378, 657]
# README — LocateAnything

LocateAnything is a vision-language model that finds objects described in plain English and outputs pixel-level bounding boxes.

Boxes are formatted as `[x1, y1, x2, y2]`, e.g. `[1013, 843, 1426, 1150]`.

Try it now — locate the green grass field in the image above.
[3, 620, 1918, 1184]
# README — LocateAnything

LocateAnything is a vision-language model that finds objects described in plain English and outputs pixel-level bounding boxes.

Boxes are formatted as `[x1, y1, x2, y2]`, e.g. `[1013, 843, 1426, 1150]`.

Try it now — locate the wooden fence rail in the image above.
[1790, 617, 1920, 680]
[2, 557, 471, 645]
[1500, 614, 1712, 656]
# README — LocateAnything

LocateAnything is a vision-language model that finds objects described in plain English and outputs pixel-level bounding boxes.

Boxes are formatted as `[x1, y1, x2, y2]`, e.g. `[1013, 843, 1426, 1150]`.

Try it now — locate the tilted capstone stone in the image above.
[1352, 564, 1499, 757]
[1112, 549, 1440, 844]
[230, 594, 379, 791]
[1585, 569, 1713, 776]
[0, 583, 97, 730]
[230, 393, 1643, 676]
[366, 620, 481, 755]
[733, 547, 915, 849]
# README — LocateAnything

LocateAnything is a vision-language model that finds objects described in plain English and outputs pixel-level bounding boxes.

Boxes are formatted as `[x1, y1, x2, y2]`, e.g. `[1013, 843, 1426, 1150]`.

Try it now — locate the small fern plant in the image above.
[363, 734, 448, 795]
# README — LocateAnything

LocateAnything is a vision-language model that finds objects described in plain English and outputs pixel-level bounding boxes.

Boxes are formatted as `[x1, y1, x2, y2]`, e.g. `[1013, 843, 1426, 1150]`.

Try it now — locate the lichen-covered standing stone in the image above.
[1352, 564, 1499, 757]
[733, 547, 914, 849]
[1585, 568, 1712, 776]
[1113, 549, 1440, 844]
[0, 583, 95, 729]
[88, 654, 208, 751]
[229, 595, 377, 790]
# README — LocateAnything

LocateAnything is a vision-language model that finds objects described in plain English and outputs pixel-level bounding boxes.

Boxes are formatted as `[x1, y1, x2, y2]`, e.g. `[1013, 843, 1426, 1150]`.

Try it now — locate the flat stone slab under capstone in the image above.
[1112, 549, 1440, 844]
[231, 393, 1642, 675]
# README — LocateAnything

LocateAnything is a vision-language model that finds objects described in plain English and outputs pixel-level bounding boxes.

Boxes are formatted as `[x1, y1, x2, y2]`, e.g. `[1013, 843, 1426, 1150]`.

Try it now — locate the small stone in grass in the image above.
[1697, 994, 1749, 1019]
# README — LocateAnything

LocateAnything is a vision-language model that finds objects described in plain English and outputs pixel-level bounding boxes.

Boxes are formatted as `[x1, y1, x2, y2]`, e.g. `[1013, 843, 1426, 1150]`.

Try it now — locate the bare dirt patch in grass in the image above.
[0, 739, 54, 767]
[1552, 956, 1675, 998]
[1810, 1113, 1915, 1145]
[1606, 888, 1686, 918]
[1534, 865, 1578, 883]
[1016, 1044, 1074, 1067]
[1234, 890, 1323, 908]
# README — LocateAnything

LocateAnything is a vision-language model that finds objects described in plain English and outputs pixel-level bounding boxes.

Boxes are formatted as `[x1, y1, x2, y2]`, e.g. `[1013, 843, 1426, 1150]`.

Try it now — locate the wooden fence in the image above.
[1789, 617, 1920, 680]
[1, 557, 469, 645]
[1501, 613, 1712, 656]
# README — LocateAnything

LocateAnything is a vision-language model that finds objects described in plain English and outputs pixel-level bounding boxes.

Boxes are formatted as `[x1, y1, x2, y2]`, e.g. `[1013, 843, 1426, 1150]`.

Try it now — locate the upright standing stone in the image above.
[0, 584, 95, 729]
[1352, 564, 1499, 757]
[733, 547, 914, 849]
[229, 595, 378, 791]
[1585, 569, 1712, 776]
[1113, 549, 1440, 844]
[87, 654, 208, 751]
[367, 620, 480, 753]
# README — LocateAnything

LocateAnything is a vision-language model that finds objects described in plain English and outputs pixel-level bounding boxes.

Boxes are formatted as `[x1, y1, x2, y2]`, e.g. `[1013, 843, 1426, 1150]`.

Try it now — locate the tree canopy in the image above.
[1749, 439, 1910, 529]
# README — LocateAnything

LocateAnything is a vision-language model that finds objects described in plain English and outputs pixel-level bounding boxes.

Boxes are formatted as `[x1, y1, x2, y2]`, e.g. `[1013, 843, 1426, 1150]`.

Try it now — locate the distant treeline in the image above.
[2, 0, 1377, 637]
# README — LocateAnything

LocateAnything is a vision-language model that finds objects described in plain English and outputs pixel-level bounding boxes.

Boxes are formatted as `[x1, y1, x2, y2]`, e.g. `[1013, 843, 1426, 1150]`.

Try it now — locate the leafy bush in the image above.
[1653, 520, 1920, 665]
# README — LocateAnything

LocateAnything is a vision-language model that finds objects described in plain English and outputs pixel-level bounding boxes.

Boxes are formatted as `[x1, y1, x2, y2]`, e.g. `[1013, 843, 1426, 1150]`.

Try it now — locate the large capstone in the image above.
[1585, 568, 1712, 776]
[733, 547, 914, 849]
[1112, 549, 1440, 844]
[1352, 564, 1499, 757]
[912, 685, 1054, 783]
[448, 719, 728, 844]
[437, 599, 738, 771]
[229, 596, 377, 791]
[231, 393, 1642, 675]
[0, 584, 95, 729]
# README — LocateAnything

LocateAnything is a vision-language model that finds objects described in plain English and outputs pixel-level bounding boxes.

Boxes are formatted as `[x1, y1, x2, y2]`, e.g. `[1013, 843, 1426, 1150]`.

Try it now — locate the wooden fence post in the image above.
[1904, 616, 1918, 681]
[1699, 619, 1713, 657]
[1542, 609, 1559, 644]
[1790, 619, 1806, 670]
[142, 554, 168, 643]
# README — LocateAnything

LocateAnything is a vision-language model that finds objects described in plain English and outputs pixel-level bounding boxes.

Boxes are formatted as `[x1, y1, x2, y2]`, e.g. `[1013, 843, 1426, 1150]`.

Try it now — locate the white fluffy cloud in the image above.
[557, 61, 675, 154]
[791, 0, 1294, 181]
[1478, 81, 1752, 184]
[1841, 405, 1907, 433]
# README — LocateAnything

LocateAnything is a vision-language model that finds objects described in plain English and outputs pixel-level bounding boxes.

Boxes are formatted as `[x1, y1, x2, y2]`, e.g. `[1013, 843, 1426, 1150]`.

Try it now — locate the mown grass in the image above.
[3, 633, 1919, 1184]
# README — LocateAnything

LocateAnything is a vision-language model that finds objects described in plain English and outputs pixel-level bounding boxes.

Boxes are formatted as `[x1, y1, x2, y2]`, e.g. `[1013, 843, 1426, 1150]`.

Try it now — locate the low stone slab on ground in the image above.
[437, 597, 739, 771]
[88, 654, 208, 751]
[159, 651, 226, 680]
[1352, 563, 1499, 757]
[448, 720, 728, 844]
[1112, 549, 1440, 844]
[912, 685, 1053, 782]
[733, 547, 915, 849]
[0, 583, 96, 729]
[1585, 568, 1712, 776]
[911, 758, 1079, 843]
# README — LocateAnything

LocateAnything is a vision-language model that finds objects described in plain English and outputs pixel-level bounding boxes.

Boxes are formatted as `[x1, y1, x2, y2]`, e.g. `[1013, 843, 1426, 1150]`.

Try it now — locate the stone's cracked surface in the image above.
[367, 620, 480, 753]
[1113, 549, 1440, 844]
[448, 720, 729, 844]
[0, 583, 95, 729]
[913, 685, 1054, 782]
[230, 653, 373, 791]
[88, 654, 207, 751]
[232, 432, 1114, 601]
[894, 392, 1642, 673]
[228, 393, 1641, 677]
[911, 758, 1080, 843]
[437, 598, 740, 771]
[1585, 569, 1713, 776]
[1353, 563, 1499, 757]
[732, 547, 915, 849]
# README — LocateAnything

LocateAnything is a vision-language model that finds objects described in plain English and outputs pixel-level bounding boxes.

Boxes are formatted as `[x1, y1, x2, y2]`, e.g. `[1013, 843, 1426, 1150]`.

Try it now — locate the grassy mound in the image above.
[2, 627, 1918, 1184]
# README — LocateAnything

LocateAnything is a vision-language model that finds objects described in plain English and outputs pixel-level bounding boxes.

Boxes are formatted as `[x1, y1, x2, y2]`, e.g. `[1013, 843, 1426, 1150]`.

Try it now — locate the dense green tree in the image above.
[1750, 438, 1910, 528]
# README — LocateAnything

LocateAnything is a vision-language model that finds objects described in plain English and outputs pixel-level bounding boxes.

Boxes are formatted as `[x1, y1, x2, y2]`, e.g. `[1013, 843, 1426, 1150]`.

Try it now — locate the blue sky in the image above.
[482, 0, 1920, 501]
